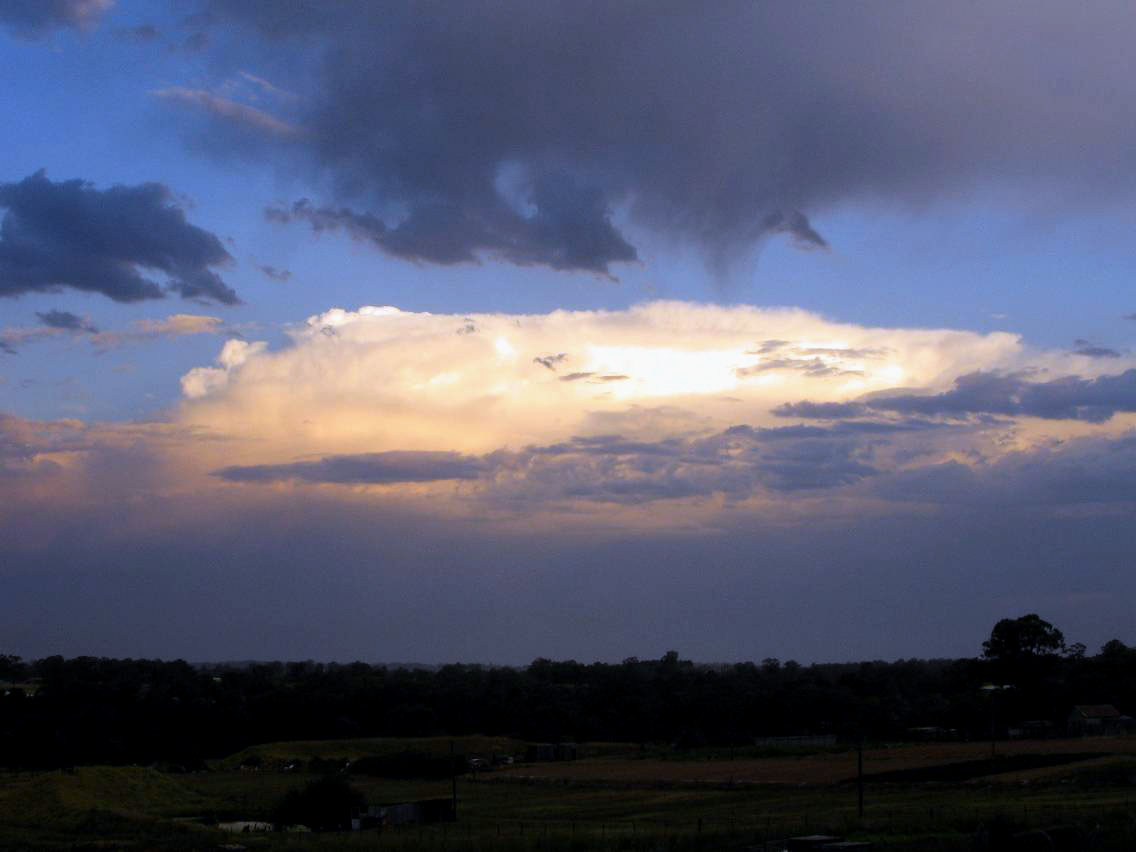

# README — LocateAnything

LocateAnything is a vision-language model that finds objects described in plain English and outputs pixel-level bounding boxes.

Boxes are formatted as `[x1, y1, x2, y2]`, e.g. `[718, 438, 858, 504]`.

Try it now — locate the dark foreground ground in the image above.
[4, 736, 1136, 850]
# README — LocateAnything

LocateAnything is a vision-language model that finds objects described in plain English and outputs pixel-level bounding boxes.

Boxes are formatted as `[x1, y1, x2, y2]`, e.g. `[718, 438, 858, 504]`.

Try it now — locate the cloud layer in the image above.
[186, 1, 1136, 275]
[161, 302, 1136, 513]
[0, 171, 239, 304]
[780, 369, 1136, 424]
[1, 312, 227, 353]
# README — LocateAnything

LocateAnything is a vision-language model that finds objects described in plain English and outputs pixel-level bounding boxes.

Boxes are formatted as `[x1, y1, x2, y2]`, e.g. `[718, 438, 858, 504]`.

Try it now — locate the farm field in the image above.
[4, 737, 1136, 849]
[493, 736, 1136, 786]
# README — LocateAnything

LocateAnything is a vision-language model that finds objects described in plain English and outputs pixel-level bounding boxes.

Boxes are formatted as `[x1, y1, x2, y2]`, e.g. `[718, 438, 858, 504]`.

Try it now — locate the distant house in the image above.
[1068, 704, 1126, 736]
[352, 798, 455, 830]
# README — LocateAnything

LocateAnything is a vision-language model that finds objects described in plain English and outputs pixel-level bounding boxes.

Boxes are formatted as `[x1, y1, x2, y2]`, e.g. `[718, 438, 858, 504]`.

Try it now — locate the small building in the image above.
[1068, 704, 1125, 736]
[353, 798, 455, 830]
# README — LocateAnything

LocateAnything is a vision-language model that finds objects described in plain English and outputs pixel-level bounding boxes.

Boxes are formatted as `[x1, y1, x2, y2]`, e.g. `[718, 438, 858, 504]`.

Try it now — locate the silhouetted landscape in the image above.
[2, 617, 1134, 770]
[5, 617, 1136, 848]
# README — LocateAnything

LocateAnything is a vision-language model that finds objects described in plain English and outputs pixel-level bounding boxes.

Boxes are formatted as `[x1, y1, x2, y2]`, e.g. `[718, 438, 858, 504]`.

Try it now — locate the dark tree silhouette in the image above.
[982, 614, 1065, 662]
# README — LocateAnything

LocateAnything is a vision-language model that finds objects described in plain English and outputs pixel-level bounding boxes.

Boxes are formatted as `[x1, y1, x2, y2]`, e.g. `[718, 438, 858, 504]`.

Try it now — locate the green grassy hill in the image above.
[0, 766, 213, 848]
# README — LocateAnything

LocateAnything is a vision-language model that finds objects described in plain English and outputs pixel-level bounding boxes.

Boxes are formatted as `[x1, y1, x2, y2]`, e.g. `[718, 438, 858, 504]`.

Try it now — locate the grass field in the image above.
[5, 737, 1136, 849]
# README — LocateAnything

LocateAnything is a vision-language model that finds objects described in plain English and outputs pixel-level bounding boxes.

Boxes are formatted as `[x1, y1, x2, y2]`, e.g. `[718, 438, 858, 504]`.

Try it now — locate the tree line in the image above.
[1, 617, 1133, 770]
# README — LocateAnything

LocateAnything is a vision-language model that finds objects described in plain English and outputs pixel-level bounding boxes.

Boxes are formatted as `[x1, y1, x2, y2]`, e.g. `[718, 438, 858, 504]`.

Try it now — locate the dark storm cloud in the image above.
[217, 451, 487, 484]
[0, 0, 110, 38]
[762, 211, 828, 251]
[753, 340, 790, 354]
[726, 420, 946, 440]
[0, 171, 239, 305]
[779, 369, 1136, 424]
[35, 310, 97, 333]
[1076, 346, 1121, 359]
[738, 357, 861, 379]
[870, 371, 1136, 423]
[257, 264, 291, 282]
[266, 188, 636, 273]
[533, 353, 567, 371]
[1, 309, 98, 353]
[202, 1, 1136, 275]
[517, 427, 884, 498]
[873, 433, 1136, 507]
[212, 422, 924, 501]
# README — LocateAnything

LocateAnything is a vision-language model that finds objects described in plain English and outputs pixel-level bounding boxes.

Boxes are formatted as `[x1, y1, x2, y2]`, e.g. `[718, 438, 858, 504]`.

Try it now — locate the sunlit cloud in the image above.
[152, 87, 302, 137]
[142, 302, 1131, 513]
[10, 301, 1136, 522]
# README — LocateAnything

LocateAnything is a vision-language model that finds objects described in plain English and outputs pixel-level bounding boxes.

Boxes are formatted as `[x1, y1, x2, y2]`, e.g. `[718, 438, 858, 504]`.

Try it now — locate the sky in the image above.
[3, 0, 1136, 665]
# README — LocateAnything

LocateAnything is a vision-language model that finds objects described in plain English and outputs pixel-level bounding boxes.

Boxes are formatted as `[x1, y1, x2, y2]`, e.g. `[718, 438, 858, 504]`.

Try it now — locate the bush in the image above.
[270, 776, 366, 832]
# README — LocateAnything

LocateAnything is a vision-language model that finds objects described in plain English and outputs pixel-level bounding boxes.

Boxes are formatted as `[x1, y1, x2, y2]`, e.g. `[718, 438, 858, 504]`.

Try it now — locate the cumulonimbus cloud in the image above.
[14, 295, 1136, 514]
[174, 302, 1031, 457]
[0, 171, 239, 305]
[154, 301, 1135, 512]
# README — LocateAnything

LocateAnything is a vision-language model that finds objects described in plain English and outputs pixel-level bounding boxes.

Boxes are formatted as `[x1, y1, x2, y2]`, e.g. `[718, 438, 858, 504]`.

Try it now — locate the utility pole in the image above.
[990, 695, 997, 759]
[450, 740, 458, 820]
[981, 684, 1013, 761]
[857, 736, 864, 818]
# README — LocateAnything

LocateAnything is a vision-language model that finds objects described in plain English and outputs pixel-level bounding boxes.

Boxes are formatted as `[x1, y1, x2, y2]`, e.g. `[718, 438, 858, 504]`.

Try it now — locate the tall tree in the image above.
[982, 614, 1065, 662]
